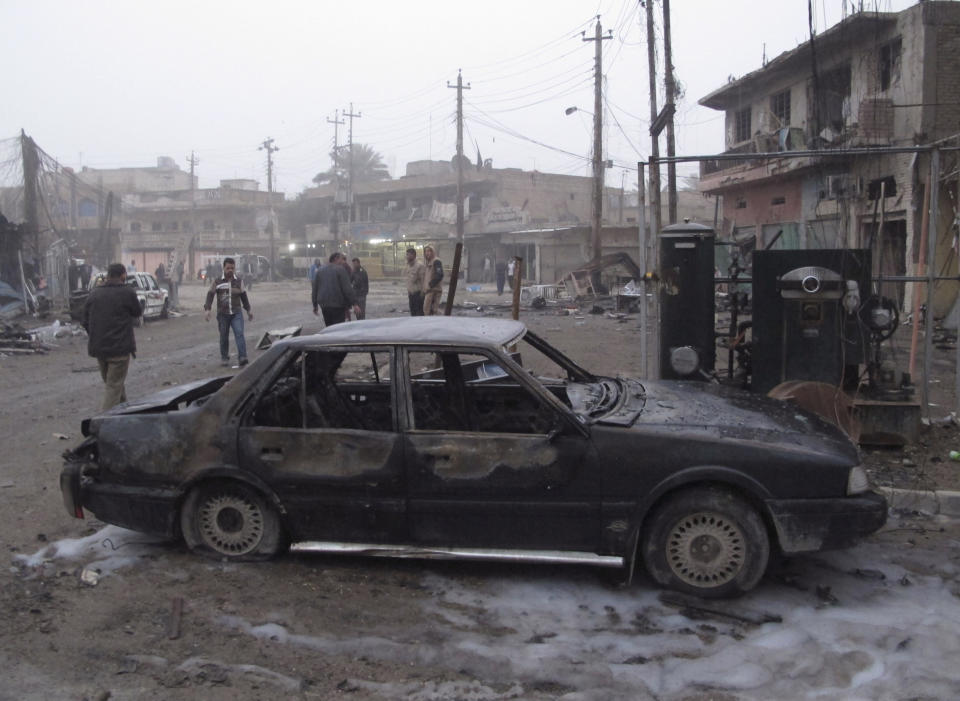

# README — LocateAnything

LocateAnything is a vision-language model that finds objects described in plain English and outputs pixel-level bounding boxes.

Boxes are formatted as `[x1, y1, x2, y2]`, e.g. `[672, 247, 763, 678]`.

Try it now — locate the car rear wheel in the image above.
[641, 487, 769, 598]
[181, 482, 286, 561]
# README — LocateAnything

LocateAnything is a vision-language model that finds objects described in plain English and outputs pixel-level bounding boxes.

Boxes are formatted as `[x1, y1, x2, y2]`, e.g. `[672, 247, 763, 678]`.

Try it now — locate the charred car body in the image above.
[61, 317, 886, 597]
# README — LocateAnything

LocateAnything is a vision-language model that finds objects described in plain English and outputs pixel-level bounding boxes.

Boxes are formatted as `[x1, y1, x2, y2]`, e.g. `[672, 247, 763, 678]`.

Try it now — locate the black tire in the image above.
[137, 301, 146, 326]
[641, 486, 769, 598]
[181, 481, 286, 561]
[159, 300, 169, 319]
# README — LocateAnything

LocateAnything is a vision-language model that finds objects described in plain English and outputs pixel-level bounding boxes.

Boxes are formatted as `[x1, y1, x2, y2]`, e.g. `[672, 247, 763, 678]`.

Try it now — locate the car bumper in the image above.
[765, 491, 888, 554]
[59, 462, 180, 539]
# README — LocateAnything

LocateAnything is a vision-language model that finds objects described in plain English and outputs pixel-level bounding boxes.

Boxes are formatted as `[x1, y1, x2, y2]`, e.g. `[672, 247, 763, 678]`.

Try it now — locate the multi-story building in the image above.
[122, 177, 286, 279]
[698, 1, 960, 313]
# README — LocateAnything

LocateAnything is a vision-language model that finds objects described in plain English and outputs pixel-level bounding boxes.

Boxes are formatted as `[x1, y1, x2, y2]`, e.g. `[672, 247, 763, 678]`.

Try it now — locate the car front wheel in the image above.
[181, 481, 286, 561]
[641, 487, 769, 598]
[159, 299, 169, 319]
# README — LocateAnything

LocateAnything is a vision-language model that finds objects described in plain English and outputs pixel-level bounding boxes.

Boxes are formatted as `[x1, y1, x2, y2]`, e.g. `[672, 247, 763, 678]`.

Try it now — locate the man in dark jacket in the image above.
[312, 252, 359, 327]
[82, 262, 142, 410]
[204, 257, 253, 367]
[350, 257, 369, 320]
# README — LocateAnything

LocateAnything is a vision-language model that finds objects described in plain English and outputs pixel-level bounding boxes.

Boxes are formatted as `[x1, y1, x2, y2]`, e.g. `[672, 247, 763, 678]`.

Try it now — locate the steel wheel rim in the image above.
[666, 511, 745, 587]
[198, 493, 264, 555]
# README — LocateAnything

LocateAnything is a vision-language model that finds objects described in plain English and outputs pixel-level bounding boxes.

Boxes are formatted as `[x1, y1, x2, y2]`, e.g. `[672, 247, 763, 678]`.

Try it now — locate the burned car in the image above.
[61, 317, 886, 598]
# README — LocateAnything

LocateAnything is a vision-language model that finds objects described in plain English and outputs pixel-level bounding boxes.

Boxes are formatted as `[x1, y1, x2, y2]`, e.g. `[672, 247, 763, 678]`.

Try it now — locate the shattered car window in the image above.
[407, 349, 557, 434]
[252, 349, 392, 431]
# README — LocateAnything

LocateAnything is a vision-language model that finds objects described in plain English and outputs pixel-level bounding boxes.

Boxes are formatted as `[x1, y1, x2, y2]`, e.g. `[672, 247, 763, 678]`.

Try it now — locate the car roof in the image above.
[285, 317, 527, 349]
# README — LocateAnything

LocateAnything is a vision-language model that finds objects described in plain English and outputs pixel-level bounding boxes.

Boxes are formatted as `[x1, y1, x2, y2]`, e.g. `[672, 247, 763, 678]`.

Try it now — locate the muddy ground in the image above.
[1, 279, 959, 700]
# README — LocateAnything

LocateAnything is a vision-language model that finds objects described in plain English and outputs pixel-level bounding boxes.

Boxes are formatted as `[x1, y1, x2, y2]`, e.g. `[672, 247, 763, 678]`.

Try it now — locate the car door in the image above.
[402, 346, 601, 551]
[236, 346, 405, 543]
[143, 274, 163, 316]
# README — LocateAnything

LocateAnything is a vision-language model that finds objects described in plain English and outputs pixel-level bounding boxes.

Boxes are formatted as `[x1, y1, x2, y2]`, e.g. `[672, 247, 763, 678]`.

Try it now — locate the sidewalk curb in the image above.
[878, 486, 960, 517]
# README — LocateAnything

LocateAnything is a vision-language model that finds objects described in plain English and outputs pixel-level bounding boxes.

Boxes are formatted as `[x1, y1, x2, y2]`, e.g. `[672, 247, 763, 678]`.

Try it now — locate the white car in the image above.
[126, 272, 170, 323]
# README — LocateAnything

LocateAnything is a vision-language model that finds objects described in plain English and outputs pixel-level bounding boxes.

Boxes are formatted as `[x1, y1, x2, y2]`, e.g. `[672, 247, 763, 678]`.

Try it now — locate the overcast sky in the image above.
[1, 0, 913, 195]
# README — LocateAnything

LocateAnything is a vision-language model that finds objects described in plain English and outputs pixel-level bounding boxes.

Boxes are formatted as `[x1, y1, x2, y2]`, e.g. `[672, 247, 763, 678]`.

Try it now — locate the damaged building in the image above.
[299, 160, 701, 284]
[698, 1, 960, 315]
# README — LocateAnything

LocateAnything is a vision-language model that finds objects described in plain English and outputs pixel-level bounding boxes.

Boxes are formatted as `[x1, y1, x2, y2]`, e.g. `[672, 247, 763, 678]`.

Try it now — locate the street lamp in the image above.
[565, 105, 603, 260]
[564, 106, 592, 117]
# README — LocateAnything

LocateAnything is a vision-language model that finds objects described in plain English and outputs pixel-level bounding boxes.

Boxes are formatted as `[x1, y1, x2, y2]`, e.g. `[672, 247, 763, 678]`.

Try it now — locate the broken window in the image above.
[770, 89, 791, 127]
[130, 221, 142, 232]
[879, 37, 902, 91]
[407, 350, 557, 434]
[734, 108, 752, 143]
[251, 349, 393, 431]
[816, 64, 851, 133]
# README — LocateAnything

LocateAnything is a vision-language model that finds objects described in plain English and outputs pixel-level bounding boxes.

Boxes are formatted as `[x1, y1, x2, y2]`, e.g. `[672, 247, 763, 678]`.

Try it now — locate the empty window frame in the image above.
[770, 89, 791, 127]
[879, 37, 902, 91]
[734, 108, 752, 143]
[252, 349, 393, 431]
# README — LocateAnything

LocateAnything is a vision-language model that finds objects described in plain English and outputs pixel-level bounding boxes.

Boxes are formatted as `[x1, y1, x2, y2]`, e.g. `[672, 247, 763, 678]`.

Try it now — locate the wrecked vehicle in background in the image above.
[61, 317, 886, 598]
[70, 271, 169, 324]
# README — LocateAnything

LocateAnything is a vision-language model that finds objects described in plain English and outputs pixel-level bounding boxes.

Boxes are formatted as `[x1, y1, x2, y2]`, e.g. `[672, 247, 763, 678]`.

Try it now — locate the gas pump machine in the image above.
[751, 249, 871, 394]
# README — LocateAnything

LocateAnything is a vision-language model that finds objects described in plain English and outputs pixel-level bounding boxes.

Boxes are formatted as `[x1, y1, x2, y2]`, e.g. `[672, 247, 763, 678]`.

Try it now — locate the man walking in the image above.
[405, 247, 425, 317]
[204, 257, 253, 367]
[82, 262, 142, 410]
[422, 244, 444, 316]
[350, 257, 369, 320]
[312, 252, 359, 327]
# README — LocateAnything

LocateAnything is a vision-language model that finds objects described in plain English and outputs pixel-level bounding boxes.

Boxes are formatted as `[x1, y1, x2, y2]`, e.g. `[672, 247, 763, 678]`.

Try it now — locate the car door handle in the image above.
[260, 446, 284, 462]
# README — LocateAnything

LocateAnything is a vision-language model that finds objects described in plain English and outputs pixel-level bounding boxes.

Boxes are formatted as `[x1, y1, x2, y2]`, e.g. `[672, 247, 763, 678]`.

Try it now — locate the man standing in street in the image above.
[422, 244, 444, 316]
[495, 258, 507, 295]
[82, 262, 142, 410]
[312, 252, 359, 327]
[204, 257, 253, 367]
[405, 247, 425, 317]
[350, 257, 369, 320]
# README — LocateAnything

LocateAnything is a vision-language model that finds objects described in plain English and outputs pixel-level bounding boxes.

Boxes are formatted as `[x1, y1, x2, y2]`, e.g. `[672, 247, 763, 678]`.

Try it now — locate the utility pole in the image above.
[583, 18, 612, 261]
[326, 110, 345, 234]
[663, 0, 678, 224]
[186, 150, 199, 280]
[343, 103, 362, 229]
[645, 1, 663, 240]
[258, 137, 279, 280]
[444, 69, 470, 316]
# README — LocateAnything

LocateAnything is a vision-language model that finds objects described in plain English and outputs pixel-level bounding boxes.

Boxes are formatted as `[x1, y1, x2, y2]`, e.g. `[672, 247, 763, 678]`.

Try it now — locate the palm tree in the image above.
[313, 143, 390, 185]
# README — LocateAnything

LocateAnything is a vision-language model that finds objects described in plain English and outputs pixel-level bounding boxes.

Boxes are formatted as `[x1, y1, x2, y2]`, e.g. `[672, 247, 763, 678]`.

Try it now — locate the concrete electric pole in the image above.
[343, 104, 362, 228]
[444, 69, 470, 316]
[258, 137, 279, 280]
[663, 0, 678, 225]
[326, 110, 345, 235]
[645, 1, 663, 241]
[583, 18, 611, 261]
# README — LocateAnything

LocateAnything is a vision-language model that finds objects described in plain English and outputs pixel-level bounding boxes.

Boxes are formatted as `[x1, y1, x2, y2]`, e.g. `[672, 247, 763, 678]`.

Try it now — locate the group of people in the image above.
[310, 252, 368, 327]
[83, 247, 443, 411]
[404, 245, 444, 316]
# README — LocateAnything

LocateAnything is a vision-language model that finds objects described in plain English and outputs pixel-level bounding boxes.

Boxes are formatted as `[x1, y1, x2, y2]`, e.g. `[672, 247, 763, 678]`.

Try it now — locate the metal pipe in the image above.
[923, 149, 940, 418]
[647, 145, 960, 166]
[637, 162, 648, 379]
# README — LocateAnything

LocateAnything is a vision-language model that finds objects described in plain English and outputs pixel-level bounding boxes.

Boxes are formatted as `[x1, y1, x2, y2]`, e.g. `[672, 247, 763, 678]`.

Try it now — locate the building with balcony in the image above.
[300, 159, 662, 283]
[698, 1, 960, 313]
[121, 179, 286, 278]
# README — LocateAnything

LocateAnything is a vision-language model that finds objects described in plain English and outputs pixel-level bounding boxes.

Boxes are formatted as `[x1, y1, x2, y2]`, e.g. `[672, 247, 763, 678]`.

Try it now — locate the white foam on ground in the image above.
[17, 521, 960, 699]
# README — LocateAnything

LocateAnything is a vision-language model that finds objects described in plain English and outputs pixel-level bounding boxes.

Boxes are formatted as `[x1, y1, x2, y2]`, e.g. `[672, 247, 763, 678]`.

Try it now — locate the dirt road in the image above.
[2, 279, 959, 700]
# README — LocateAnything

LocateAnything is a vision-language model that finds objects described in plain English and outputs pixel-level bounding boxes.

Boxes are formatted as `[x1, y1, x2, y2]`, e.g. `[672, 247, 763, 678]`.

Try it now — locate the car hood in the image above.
[628, 379, 859, 460]
[82, 376, 230, 436]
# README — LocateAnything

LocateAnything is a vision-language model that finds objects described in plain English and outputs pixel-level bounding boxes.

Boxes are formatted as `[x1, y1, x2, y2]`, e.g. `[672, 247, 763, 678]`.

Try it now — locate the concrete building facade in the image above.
[698, 1, 960, 314]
